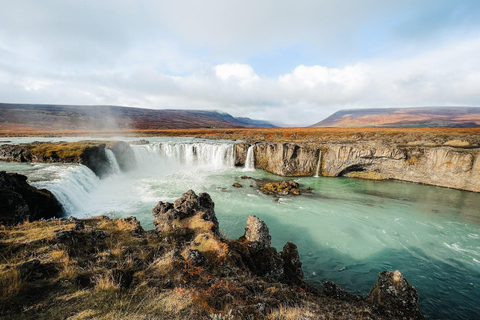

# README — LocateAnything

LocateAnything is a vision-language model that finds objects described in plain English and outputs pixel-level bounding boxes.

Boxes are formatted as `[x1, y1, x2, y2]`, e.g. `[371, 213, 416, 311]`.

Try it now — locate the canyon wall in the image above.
[236, 142, 480, 192]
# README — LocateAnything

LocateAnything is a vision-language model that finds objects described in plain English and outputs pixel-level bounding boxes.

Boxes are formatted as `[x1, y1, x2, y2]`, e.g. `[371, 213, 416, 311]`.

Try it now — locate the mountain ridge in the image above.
[311, 107, 480, 128]
[0, 103, 275, 130]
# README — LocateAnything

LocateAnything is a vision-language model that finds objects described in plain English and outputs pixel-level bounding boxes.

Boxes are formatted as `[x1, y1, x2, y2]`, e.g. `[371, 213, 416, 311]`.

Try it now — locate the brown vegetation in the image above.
[2, 127, 480, 146]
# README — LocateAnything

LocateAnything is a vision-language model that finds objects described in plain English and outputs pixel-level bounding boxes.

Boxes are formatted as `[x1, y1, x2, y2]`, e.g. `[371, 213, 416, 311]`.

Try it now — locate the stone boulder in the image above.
[258, 180, 302, 196]
[367, 270, 424, 319]
[152, 190, 219, 235]
[0, 171, 61, 225]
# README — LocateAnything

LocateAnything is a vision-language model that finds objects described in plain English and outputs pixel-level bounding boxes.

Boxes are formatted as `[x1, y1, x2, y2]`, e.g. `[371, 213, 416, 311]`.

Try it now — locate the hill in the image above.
[311, 107, 480, 128]
[0, 103, 275, 131]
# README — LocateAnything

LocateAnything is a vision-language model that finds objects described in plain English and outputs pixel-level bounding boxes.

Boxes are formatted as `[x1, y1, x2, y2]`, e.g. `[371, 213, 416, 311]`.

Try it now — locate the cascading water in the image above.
[32, 165, 100, 216]
[105, 149, 121, 175]
[131, 142, 236, 169]
[314, 150, 322, 177]
[244, 145, 255, 171]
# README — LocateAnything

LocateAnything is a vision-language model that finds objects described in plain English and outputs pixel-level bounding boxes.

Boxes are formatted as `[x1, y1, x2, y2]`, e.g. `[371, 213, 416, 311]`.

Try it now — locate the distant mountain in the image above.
[311, 107, 480, 128]
[0, 103, 275, 130]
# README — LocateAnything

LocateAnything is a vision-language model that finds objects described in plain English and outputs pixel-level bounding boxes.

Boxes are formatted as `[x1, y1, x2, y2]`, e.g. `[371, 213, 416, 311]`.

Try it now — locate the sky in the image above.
[1, 1, 480, 125]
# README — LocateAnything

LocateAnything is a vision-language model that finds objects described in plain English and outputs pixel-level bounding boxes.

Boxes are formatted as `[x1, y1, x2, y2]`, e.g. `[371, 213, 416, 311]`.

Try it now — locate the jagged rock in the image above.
[0, 171, 61, 225]
[187, 249, 207, 267]
[257, 180, 302, 196]
[281, 242, 303, 284]
[110, 141, 137, 172]
[323, 281, 361, 301]
[244, 215, 271, 249]
[367, 270, 424, 319]
[152, 190, 219, 235]
[232, 182, 242, 188]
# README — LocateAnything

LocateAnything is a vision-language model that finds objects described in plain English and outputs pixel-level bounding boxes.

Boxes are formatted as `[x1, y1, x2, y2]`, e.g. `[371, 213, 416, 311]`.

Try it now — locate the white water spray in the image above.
[105, 149, 121, 174]
[33, 165, 100, 216]
[244, 145, 255, 171]
[314, 150, 322, 177]
[132, 142, 235, 169]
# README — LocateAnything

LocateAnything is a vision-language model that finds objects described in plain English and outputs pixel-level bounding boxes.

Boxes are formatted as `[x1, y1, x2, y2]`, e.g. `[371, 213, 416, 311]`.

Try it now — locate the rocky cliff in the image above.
[235, 141, 480, 192]
[0, 191, 424, 319]
[0, 171, 61, 225]
[0, 141, 136, 178]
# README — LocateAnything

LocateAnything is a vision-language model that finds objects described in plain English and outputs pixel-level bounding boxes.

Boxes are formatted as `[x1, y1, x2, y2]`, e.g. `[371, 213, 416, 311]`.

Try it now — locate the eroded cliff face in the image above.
[252, 143, 320, 176]
[235, 142, 480, 192]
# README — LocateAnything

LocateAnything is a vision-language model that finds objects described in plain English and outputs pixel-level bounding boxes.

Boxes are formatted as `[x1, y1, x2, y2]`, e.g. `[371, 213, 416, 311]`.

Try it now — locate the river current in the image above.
[1, 136, 479, 319]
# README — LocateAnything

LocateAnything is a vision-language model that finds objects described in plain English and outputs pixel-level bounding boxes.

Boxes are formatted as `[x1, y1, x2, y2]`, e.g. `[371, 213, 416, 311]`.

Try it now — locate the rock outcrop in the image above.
[152, 190, 219, 236]
[0, 141, 137, 178]
[257, 180, 302, 196]
[234, 141, 480, 192]
[235, 142, 249, 166]
[367, 270, 424, 319]
[0, 171, 61, 225]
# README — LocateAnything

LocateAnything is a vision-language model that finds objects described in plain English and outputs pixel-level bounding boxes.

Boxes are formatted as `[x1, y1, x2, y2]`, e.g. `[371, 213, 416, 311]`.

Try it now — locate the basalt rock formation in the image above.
[0, 141, 137, 177]
[0, 171, 61, 225]
[234, 141, 480, 192]
[0, 190, 424, 319]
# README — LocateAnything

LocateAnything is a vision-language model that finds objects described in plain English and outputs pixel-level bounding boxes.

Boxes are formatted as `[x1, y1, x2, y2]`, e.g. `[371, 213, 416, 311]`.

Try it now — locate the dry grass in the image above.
[0, 267, 22, 302]
[268, 305, 317, 320]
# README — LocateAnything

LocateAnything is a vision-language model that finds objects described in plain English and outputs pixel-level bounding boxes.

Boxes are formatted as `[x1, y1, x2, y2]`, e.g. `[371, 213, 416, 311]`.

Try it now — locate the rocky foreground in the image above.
[0, 189, 424, 319]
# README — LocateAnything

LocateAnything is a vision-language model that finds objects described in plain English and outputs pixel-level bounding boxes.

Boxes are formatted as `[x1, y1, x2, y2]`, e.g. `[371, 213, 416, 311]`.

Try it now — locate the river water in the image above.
[1, 137, 479, 319]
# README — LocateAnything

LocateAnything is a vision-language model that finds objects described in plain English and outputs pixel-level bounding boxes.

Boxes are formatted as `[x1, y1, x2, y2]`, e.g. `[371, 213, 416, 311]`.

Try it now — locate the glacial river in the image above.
[1, 137, 479, 319]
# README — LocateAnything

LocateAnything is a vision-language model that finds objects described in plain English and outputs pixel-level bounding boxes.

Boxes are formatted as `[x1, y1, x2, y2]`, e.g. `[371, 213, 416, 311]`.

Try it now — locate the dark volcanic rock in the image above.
[80, 144, 112, 178]
[0, 171, 61, 225]
[151, 190, 219, 235]
[280, 242, 304, 284]
[110, 141, 137, 172]
[367, 270, 424, 319]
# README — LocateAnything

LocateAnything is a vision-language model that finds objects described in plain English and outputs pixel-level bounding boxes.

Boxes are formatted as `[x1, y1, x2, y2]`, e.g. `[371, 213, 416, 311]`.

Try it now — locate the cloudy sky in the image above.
[1, 0, 480, 125]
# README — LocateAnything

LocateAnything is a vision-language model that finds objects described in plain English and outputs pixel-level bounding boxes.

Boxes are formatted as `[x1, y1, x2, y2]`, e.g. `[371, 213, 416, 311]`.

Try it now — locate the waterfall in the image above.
[33, 165, 100, 216]
[131, 142, 235, 170]
[105, 149, 121, 174]
[314, 150, 322, 177]
[244, 145, 255, 171]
